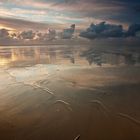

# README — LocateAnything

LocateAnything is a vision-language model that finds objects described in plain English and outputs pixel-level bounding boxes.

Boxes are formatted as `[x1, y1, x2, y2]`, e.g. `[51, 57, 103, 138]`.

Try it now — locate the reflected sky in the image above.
[0, 45, 140, 67]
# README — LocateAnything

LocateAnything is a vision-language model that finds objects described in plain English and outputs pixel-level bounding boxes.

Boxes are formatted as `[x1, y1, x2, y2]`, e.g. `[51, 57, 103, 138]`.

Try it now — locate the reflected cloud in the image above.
[0, 46, 140, 67]
[81, 47, 140, 66]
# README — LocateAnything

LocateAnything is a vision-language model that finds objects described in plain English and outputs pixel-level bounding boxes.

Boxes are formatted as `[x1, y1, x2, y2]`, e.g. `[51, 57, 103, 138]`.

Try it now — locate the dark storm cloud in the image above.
[80, 22, 140, 39]
[77, 0, 140, 25]
[42, 0, 140, 25]
[80, 22, 123, 39]
[126, 24, 140, 36]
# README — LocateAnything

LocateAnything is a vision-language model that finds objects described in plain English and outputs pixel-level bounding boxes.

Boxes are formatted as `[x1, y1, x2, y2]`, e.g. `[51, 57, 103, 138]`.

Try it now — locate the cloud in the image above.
[79, 22, 124, 39]
[1, 0, 140, 26]
[0, 0, 140, 35]
[0, 28, 9, 38]
[126, 24, 140, 36]
[36, 29, 56, 41]
[62, 24, 75, 39]
[0, 17, 65, 31]
[0, 17, 46, 31]
[18, 30, 36, 40]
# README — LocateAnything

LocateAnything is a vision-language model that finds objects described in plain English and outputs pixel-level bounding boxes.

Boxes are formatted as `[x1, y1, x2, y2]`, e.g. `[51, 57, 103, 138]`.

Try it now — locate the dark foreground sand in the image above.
[0, 45, 140, 140]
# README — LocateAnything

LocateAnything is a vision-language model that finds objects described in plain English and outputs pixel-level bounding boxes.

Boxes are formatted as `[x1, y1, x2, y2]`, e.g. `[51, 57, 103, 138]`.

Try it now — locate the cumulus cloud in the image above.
[126, 24, 140, 37]
[62, 24, 75, 39]
[18, 30, 36, 40]
[80, 22, 123, 39]
[36, 29, 56, 41]
[0, 20, 140, 45]
[0, 28, 9, 38]
[0, 28, 18, 45]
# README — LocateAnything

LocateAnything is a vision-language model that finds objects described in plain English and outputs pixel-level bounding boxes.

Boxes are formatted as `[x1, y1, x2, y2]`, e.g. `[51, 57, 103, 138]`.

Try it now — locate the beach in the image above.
[0, 45, 140, 140]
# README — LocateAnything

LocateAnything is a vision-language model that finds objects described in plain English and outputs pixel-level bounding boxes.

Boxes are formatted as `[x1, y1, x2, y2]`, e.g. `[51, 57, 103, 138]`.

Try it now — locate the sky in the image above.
[0, 0, 140, 32]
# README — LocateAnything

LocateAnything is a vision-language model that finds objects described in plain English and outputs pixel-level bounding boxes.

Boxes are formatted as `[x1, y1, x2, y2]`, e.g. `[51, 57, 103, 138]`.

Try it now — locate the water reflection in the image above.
[0, 46, 140, 67]
[81, 47, 140, 66]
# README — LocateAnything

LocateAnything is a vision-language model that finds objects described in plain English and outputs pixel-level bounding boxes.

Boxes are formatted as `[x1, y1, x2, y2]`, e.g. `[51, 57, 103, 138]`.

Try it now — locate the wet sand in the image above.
[0, 45, 140, 140]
